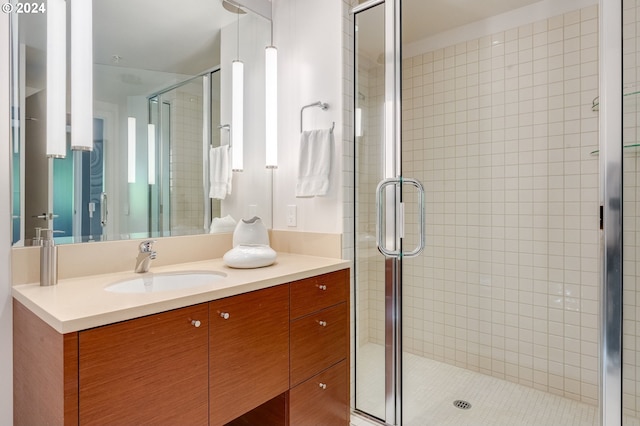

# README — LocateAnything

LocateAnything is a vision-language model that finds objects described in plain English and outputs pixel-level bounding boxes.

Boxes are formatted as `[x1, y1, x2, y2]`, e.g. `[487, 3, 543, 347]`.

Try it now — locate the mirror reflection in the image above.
[11, 0, 273, 246]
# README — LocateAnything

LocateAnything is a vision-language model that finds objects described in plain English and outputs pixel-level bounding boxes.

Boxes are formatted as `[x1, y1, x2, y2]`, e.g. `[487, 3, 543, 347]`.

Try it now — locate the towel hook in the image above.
[300, 101, 334, 133]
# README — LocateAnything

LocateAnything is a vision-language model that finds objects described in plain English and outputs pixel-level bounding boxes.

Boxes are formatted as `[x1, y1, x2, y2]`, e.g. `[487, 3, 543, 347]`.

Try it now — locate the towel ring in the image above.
[216, 124, 231, 147]
[300, 101, 335, 133]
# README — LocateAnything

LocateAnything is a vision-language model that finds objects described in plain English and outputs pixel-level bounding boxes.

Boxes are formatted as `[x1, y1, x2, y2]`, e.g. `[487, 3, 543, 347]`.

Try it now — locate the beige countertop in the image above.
[12, 253, 350, 334]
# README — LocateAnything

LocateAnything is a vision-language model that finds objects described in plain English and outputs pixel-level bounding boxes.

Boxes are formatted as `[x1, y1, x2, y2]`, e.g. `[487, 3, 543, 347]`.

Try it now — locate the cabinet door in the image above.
[210, 285, 290, 426]
[290, 360, 349, 426]
[78, 304, 209, 426]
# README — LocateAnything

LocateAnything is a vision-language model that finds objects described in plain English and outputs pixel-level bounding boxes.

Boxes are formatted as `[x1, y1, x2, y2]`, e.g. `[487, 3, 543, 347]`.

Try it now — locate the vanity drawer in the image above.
[290, 268, 349, 319]
[289, 360, 349, 426]
[290, 302, 347, 386]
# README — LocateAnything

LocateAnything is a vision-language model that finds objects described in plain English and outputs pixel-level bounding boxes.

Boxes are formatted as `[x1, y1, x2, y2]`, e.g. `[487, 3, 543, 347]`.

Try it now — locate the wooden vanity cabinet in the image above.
[13, 267, 350, 426]
[209, 285, 290, 426]
[78, 303, 209, 425]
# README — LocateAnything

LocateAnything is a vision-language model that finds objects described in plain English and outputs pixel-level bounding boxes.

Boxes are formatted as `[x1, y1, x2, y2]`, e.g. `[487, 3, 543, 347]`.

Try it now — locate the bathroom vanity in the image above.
[12, 254, 350, 426]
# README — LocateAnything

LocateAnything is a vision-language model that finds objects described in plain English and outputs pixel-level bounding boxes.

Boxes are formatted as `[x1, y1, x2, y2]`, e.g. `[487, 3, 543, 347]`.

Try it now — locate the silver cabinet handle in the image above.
[191, 320, 201, 328]
[100, 192, 108, 227]
[319, 383, 327, 389]
[318, 320, 327, 327]
[318, 284, 327, 291]
[220, 312, 230, 320]
[375, 176, 426, 258]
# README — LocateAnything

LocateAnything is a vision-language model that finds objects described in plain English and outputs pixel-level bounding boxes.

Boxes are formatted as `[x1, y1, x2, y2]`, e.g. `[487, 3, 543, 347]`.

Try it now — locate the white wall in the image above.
[272, 0, 343, 233]
[0, 10, 13, 426]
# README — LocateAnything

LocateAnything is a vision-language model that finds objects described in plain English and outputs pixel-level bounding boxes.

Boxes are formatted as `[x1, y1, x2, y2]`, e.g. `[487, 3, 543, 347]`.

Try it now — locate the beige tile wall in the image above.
[169, 88, 205, 235]
[360, 5, 600, 406]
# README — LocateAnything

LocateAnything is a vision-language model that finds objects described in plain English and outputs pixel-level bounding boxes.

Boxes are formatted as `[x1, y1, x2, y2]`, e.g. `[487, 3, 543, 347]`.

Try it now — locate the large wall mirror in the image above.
[10, 0, 273, 246]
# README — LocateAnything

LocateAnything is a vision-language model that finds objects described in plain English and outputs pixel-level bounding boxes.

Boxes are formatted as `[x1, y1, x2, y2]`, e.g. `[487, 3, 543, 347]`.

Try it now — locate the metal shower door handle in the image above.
[376, 177, 425, 259]
[402, 177, 425, 258]
[100, 192, 108, 227]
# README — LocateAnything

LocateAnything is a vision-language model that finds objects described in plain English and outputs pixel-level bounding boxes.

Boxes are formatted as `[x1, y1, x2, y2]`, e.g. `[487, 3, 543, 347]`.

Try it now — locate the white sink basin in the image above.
[105, 271, 227, 294]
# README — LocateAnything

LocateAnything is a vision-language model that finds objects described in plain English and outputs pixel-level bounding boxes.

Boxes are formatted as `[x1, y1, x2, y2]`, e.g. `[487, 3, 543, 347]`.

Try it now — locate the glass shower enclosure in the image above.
[147, 69, 222, 237]
[352, 0, 620, 424]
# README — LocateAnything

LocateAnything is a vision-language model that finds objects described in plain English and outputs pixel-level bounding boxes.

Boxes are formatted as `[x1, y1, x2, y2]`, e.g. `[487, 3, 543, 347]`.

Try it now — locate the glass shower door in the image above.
[355, 1, 425, 424]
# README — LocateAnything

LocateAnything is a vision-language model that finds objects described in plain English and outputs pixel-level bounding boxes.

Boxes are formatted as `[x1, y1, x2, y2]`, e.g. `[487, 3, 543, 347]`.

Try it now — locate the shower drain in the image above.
[453, 400, 472, 410]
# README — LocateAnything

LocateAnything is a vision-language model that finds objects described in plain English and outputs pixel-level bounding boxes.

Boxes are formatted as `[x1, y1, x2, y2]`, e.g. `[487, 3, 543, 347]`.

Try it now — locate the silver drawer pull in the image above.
[191, 320, 201, 328]
[319, 383, 327, 390]
[220, 312, 230, 320]
[318, 284, 327, 291]
[319, 320, 327, 327]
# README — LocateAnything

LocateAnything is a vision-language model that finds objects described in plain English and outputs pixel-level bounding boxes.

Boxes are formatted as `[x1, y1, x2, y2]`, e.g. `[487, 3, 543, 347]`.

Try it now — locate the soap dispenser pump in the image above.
[32, 227, 43, 246]
[40, 229, 58, 286]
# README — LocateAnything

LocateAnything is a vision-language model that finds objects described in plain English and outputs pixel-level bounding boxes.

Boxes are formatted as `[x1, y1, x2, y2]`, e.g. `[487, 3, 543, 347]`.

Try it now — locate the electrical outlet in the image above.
[286, 205, 297, 227]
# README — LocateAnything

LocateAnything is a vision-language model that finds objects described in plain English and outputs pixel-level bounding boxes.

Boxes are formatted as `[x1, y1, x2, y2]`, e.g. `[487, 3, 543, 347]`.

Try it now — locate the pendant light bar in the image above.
[46, 0, 66, 158]
[231, 59, 244, 171]
[265, 45, 277, 168]
[148, 124, 156, 185]
[70, 0, 93, 151]
[127, 117, 136, 183]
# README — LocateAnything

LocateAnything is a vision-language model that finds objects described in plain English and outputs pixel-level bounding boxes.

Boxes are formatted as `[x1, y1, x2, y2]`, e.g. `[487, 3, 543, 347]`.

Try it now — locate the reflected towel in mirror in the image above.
[209, 145, 232, 199]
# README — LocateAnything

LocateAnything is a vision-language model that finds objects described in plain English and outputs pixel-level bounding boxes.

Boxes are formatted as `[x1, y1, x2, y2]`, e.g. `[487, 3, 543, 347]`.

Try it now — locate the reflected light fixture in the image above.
[231, 10, 244, 171]
[355, 108, 363, 137]
[70, 0, 93, 151]
[46, 0, 66, 158]
[148, 124, 156, 185]
[265, 10, 277, 168]
[128, 117, 136, 183]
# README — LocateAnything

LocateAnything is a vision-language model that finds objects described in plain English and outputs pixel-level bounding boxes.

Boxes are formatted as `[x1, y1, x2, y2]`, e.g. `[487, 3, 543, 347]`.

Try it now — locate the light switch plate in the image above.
[286, 205, 297, 227]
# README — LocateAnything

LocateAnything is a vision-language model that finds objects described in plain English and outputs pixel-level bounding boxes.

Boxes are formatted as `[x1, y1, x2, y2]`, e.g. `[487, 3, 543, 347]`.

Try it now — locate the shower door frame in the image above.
[600, 1, 622, 425]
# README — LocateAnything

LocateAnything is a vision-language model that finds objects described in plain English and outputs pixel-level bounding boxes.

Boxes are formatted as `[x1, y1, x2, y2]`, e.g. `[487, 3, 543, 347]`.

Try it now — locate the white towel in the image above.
[296, 129, 333, 197]
[209, 145, 232, 199]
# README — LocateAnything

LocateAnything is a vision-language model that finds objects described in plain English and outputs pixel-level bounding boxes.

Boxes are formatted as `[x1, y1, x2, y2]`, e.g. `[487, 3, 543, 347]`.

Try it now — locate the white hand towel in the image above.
[209, 145, 232, 200]
[296, 129, 333, 197]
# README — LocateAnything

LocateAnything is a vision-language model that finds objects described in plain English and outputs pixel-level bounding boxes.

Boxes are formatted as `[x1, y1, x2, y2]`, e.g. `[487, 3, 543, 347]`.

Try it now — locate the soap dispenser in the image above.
[40, 229, 58, 286]
[32, 227, 43, 246]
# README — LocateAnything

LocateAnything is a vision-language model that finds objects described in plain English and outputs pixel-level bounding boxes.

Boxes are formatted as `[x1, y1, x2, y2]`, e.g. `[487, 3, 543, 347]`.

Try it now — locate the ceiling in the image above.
[20, 0, 254, 102]
[21, 0, 548, 98]
[92, 0, 238, 75]
[356, 0, 545, 63]
[402, 0, 544, 45]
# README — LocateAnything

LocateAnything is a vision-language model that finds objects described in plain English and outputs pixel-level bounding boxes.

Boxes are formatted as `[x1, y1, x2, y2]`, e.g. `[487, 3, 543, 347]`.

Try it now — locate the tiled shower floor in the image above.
[353, 343, 628, 426]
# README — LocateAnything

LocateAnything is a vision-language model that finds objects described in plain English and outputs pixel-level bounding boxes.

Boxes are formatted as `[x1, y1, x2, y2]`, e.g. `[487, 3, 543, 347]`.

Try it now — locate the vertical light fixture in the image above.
[70, 0, 93, 151]
[128, 117, 136, 183]
[265, 2, 277, 169]
[231, 10, 244, 171]
[148, 124, 156, 185]
[46, 0, 66, 158]
[355, 108, 363, 137]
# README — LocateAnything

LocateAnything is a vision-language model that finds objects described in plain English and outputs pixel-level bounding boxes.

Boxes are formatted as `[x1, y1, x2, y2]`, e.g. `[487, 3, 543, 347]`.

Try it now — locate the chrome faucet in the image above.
[135, 240, 156, 273]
